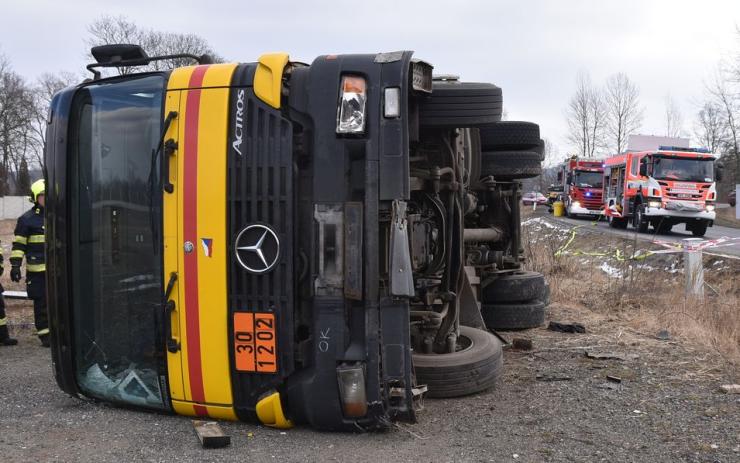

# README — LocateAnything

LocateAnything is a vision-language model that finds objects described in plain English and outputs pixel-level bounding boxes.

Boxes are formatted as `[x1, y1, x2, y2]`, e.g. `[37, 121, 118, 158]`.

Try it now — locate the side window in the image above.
[630, 157, 639, 176]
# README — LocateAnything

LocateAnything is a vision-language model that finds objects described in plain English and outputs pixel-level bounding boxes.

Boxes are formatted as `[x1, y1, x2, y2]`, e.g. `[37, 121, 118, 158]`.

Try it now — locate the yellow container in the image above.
[553, 201, 565, 217]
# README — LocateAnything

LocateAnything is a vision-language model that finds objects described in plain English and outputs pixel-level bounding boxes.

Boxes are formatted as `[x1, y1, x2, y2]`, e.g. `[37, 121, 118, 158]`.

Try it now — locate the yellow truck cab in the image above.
[45, 45, 547, 431]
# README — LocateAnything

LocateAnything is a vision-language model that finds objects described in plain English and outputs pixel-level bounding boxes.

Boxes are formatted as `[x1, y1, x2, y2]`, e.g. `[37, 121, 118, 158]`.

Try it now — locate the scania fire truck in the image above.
[603, 147, 719, 236]
[44, 44, 548, 431]
[555, 156, 604, 217]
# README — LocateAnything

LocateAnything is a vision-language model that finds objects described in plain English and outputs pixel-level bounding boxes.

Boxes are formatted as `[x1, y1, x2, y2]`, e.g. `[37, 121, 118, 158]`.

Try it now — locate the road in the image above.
[536, 208, 740, 258]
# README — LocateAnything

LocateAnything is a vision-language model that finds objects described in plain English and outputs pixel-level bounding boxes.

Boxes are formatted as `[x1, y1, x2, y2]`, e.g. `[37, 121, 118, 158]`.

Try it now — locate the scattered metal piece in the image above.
[597, 383, 619, 391]
[547, 321, 585, 333]
[193, 420, 230, 448]
[719, 384, 740, 394]
[606, 375, 622, 383]
[656, 329, 671, 341]
[536, 373, 572, 382]
[512, 338, 533, 350]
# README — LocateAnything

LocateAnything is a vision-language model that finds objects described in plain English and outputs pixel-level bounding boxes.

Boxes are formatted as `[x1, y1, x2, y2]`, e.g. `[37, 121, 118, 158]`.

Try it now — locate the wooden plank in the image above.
[192, 420, 230, 448]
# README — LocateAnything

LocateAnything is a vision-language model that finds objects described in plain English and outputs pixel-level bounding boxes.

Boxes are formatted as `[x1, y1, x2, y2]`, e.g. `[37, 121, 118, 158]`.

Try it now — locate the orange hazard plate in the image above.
[234, 312, 277, 373]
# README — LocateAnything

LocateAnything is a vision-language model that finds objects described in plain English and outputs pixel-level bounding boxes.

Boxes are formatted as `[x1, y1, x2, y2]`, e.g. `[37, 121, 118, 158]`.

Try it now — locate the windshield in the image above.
[652, 156, 715, 182]
[69, 75, 167, 410]
[573, 170, 603, 188]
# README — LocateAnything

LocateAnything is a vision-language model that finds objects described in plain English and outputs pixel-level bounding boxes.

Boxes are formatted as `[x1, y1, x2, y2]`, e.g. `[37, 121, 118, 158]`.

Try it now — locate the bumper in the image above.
[644, 206, 715, 221]
[568, 203, 603, 215]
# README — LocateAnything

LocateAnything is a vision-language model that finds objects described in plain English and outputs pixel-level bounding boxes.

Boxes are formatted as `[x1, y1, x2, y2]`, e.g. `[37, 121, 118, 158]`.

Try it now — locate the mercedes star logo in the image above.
[235, 224, 281, 274]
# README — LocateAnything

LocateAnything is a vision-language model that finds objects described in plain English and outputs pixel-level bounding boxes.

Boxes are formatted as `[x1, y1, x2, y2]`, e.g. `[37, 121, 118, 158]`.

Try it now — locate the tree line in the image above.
[0, 15, 220, 197]
[564, 29, 740, 189]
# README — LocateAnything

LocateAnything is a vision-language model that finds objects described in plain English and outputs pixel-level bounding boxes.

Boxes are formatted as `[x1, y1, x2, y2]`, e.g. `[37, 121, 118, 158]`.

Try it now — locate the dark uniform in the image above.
[11, 205, 48, 346]
[0, 251, 18, 346]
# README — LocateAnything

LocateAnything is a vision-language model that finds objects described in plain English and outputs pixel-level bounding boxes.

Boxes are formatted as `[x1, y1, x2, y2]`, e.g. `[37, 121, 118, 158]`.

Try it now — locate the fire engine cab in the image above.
[555, 156, 604, 217]
[603, 147, 720, 236]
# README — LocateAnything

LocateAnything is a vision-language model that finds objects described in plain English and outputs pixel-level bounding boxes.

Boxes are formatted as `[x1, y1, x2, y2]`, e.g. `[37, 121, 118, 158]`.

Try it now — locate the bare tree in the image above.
[86, 15, 223, 75]
[707, 71, 740, 184]
[27, 72, 79, 168]
[566, 72, 606, 158]
[0, 54, 35, 195]
[694, 102, 728, 153]
[664, 94, 685, 138]
[604, 73, 643, 154]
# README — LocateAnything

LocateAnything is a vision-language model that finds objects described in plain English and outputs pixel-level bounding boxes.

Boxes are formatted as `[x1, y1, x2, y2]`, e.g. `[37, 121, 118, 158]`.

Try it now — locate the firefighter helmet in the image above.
[31, 179, 45, 202]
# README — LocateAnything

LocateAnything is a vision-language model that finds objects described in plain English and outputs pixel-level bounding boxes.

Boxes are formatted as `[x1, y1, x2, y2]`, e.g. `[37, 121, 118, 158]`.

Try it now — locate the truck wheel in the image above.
[690, 220, 708, 237]
[480, 151, 542, 180]
[479, 121, 540, 152]
[481, 271, 546, 303]
[413, 326, 503, 398]
[608, 215, 628, 229]
[481, 300, 546, 330]
[419, 82, 503, 128]
[633, 204, 649, 233]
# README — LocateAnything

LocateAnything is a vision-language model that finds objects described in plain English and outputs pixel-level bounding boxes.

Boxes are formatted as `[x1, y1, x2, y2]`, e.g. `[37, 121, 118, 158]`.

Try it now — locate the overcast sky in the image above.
[2, 0, 739, 160]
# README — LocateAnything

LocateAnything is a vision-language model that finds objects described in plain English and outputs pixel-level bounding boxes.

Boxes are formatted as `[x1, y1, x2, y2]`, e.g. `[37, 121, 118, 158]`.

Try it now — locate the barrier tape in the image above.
[551, 220, 740, 261]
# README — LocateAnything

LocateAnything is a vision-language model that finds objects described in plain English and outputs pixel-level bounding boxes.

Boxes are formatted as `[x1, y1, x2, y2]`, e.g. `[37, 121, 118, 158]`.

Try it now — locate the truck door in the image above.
[163, 64, 239, 419]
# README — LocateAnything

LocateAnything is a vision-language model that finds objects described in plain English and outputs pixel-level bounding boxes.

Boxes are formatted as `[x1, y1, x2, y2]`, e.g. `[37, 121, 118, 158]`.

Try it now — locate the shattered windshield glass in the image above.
[69, 75, 167, 410]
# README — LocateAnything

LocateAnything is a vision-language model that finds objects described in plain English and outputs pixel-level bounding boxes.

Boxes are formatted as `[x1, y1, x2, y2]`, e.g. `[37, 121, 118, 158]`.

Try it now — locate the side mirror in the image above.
[716, 169, 723, 182]
[557, 172, 562, 182]
[639, 163, 647, 177]
[566, 173, 572, 184]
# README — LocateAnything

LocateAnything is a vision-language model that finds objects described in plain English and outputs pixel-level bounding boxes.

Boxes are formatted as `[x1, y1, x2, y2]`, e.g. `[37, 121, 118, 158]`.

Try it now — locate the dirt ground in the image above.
[1, 221, 739, 462]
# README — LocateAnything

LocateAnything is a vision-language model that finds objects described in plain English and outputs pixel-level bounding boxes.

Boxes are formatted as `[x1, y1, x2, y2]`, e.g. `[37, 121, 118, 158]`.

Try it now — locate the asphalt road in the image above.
[538, 208, 740, 258]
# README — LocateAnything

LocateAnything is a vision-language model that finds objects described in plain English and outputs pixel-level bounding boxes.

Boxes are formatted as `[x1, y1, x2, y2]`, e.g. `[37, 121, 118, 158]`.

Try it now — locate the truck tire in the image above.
[690, 220, 708, 237]
[633, 203, 649, 233]
[413, 326, 503, 398]
[481, 271, 546, 303]
[419, 82, 503, 128]
[608, 215, 628, 229]
[480, 150, 542, 180]
[479, 121, 540, 151]
[481, 300, 546, 330]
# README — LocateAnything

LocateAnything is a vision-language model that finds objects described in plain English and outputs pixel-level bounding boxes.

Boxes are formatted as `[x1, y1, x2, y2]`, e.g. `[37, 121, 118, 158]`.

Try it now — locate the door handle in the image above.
[164, 272, 180, 353]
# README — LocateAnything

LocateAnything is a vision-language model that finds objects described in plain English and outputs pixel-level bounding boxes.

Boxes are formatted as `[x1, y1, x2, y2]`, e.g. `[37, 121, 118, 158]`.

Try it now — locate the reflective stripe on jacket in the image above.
[11, 206, 45, 272]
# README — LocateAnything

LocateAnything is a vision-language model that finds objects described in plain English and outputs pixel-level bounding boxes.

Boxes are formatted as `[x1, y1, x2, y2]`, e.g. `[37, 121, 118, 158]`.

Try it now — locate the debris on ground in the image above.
[192, 420, 230, 448]
[511, 338, 533, 350]
[535, 373, 573, 382]
[584, 351, 639, 361]
[547, 321, 586, 333]
[656, 329, 671, 341]
[719, 384, 740, 394]
[606, 375, 622, 383]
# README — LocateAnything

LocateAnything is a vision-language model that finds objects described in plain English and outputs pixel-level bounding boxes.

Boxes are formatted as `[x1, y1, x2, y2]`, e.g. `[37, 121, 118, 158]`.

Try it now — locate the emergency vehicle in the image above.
[44, 44, 547, 431]
[555, 156, 604, 217]
[603, 147, 719, 236]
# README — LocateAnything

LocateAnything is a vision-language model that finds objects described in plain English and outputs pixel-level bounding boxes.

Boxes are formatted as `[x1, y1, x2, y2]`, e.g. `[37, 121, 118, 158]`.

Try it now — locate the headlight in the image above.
[706, 204, 715, 212]
[336, 364, 367, 417]
[571, 201, 580, 208]
[648, 200, 661, 208]
[336, 75, 367, 134]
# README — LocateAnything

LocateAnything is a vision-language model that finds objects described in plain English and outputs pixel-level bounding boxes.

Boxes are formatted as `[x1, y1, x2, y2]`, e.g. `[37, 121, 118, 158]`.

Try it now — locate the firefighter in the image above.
[0, 251, 18, 346]
[10, 179, 48, 347]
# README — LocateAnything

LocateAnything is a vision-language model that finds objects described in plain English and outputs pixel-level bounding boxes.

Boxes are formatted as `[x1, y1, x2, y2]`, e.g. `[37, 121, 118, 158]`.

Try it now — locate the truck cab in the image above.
[44, 45, 544, 431]
[556, 157, 604, 217]
[603, 147, 718, 235]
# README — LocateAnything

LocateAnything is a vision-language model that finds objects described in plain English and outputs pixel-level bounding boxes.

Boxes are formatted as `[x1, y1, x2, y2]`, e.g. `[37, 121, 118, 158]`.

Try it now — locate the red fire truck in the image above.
[602, 147, 719, 236]
[555, 156, 604, 217]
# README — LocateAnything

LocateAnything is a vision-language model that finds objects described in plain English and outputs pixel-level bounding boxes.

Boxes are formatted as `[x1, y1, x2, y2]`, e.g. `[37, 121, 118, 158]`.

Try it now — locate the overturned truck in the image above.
[45, 45, 548, 431]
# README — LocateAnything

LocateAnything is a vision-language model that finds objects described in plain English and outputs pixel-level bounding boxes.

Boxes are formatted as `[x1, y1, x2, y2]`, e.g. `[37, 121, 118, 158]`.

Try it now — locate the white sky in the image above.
[2, 0, 739, 160]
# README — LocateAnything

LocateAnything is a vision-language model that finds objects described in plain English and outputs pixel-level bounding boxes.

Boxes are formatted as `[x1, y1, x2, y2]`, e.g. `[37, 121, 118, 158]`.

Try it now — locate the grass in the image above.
[521, 214, 740, 366]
